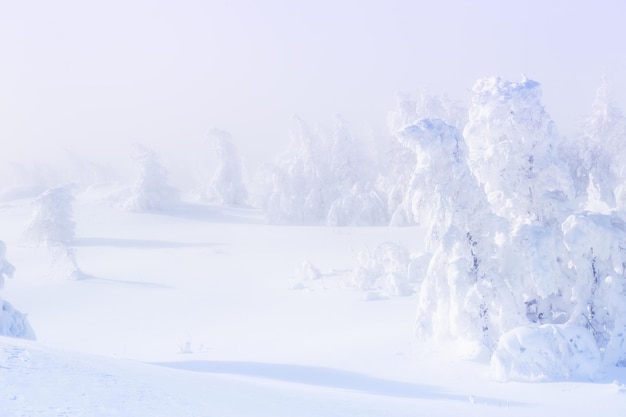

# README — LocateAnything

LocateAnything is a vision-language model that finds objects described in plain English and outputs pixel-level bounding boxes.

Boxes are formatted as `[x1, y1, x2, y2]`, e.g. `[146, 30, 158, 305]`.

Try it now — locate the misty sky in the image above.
[2, 0, 625, 169]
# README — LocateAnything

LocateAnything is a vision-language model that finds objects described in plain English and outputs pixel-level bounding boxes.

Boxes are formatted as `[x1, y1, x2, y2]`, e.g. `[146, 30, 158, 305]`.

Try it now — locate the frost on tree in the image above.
[206, 129, 248, 206]
[0, 240, 36, 340]
[410, 77, 626, 380]
[126, 144, 179, 212]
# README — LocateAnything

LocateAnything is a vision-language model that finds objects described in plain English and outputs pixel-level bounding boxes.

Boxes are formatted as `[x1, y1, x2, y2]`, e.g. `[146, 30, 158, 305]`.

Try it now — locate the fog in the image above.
[2, 0, 625, 182]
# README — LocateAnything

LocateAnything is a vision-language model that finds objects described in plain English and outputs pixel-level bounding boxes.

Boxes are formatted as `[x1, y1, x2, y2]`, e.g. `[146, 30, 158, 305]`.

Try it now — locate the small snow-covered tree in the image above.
[207, 129, 248, 206]
[126, 144, 179, 211]
[26, 185, 82, 279]
[26, 185, 76, 247]
[0, 240, 36, 340]
[577, 78, 626, 209]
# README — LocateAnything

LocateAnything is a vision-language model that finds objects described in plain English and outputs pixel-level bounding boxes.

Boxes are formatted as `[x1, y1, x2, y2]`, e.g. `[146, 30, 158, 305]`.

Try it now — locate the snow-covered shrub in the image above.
[206, 129, 247, 206]
[294, 261, 322, 281]
[491, 324, 601, 381]
[0, 240, 36, 340]
[349, 242, 414, 297]
[126, 144, 179, 211]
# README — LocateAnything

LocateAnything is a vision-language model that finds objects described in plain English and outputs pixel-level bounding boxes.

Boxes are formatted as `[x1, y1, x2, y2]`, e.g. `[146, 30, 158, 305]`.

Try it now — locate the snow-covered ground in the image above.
[1, 189, 625, 416]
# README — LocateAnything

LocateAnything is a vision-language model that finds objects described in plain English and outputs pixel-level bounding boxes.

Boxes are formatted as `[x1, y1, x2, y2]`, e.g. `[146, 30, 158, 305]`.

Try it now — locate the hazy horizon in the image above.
[2, 0, 625, 172]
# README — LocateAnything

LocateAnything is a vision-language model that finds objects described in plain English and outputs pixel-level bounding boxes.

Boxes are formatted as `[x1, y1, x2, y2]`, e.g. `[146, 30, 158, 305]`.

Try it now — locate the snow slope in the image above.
[1, 188, 626, 416]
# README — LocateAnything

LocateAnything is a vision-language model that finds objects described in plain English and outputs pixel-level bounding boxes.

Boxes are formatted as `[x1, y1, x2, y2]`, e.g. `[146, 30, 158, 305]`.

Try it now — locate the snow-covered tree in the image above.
[577, 78, 626, 209]
[463, 76, 574, 227]
[406, 78, 626, 379]
[206, 129, 248, 206]
[26, 185, 76, 247]
[126, 144, 179, 211]
[383, 92, 467, 225]
[0, 240, 36, 340]
[26, 185, 82, 280]
[402, 118, 507, 349]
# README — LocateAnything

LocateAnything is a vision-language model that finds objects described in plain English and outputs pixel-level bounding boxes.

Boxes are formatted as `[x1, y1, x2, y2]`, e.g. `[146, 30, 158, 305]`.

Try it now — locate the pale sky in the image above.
[2, 0, 625, 170]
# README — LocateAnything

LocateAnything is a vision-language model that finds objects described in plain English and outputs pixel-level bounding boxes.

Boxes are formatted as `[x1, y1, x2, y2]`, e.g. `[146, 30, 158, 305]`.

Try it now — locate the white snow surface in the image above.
[1, 189, 626, 416]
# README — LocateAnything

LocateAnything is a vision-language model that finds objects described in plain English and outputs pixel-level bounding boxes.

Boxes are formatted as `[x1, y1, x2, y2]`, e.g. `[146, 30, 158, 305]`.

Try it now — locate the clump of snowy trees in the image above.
[400, 76, 626, 380]
[258, 116, 387, 225]
[0, 240, 36, 339]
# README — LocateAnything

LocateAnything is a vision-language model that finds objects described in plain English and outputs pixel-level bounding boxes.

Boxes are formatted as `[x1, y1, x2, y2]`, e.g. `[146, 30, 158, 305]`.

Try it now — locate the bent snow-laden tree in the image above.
[410, 77, 626, 380]
[401, 118, 508, 350]
[0, 240, 36, 339]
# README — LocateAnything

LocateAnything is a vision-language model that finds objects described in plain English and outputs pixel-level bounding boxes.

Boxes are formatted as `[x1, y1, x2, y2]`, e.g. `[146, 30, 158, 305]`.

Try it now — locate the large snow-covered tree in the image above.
[407, 77, 626, 380]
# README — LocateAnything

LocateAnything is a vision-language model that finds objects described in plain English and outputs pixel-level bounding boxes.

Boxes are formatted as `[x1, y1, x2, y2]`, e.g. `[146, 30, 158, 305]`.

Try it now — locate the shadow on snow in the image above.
[76, 273, 172, 289]
[74, 237, 224, 250]
[153, 360, 527, 407]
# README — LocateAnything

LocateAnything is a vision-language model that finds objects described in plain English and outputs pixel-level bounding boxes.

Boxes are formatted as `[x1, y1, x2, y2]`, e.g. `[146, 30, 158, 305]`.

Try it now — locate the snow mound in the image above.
[0, 299, 36, 340]
[491, 324, 600, 381]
